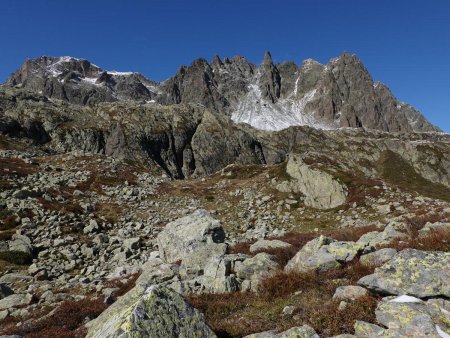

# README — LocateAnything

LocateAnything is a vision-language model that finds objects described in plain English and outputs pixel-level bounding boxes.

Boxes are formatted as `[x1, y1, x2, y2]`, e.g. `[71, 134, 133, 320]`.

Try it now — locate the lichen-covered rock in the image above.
[285, 235, 337, 272]
[358, 249, 450, 298]
[244, 324, 319, 338]
[0, 293, 33, 310]
[357, 224, 408, 248]
[360, 248, 397, 267]
[156, 209, 227, 273]
[195, 254, 248, 293]
[8, 234, 33, 255]
[353, 320, 385, 337]
[86, 285, 216, 338]
[283, 154, 347, 209]
[249, 239, 294, 253]
[235, 253, 279, 291]
[285, 236, 364, 273]
[375, 299, 448, 337]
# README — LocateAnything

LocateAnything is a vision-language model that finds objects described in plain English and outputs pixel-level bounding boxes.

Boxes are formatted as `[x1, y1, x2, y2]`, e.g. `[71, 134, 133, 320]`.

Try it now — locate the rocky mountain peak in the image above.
[2, 52, 440, 133]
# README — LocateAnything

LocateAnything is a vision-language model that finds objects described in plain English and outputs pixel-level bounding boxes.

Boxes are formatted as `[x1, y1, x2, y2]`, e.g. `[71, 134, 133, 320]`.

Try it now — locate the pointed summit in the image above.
[262, 51, 273, 65]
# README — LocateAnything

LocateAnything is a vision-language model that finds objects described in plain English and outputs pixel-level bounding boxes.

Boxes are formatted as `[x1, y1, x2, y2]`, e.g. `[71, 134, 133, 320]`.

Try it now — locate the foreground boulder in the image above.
[86, 285, 216, 338]
[358, 248, 450, 298]
[157, 209, 227, 273]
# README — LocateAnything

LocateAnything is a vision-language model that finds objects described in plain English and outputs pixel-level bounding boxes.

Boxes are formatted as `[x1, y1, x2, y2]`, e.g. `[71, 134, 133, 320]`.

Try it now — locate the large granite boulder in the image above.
[281, 154, 347, 209]
[86, 285, 216, 338]
[156, 209, 227, 273]
[358, 249, 450, 298]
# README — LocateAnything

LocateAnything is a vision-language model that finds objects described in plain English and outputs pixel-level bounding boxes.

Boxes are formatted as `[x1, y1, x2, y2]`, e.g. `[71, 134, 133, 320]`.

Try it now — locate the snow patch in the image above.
[388, 295, 422, 303]
[231, 70, 333, 131]
[108, 71, 135, 76]
[436, 325, 450, 338]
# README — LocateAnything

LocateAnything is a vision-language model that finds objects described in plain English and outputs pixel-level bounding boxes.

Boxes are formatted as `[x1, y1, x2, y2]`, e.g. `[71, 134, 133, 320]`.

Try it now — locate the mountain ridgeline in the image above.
[4, 52, 439, 133]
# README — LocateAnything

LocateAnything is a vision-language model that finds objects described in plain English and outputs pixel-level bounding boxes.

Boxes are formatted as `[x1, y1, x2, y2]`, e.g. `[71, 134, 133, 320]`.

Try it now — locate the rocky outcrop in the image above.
[280, 154, 347, 209]
[86, 285, 216, 338]
[358, 249, 450, 298]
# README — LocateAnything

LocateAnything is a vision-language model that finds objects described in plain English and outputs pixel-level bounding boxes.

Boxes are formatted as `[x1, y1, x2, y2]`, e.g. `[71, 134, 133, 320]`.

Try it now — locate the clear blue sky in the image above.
[1, 0, 449, 132]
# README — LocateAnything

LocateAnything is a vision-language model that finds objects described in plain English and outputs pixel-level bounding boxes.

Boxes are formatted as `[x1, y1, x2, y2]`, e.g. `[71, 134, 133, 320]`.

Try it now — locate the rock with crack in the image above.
[235, 253, 280, 291]
[194, 253, 248, 293]
[85, 285, 216, 338]
[156, 209, 227, 274]
[279, 154, 347, 209]
[358, 249, 450, 298]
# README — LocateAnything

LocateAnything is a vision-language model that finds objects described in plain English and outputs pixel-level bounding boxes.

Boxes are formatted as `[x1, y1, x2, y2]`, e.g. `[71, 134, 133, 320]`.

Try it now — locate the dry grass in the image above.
[1, 274, 140, 338]
[188, 261, 378, 338]
[382, 229, 450, 252]
[0, 158, 38, 177]
[229, 224, 378, 266]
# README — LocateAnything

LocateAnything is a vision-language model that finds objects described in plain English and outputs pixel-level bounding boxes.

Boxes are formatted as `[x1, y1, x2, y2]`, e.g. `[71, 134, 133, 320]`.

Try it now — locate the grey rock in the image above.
[235, 253, 279, 291]
[86, 285, 216, 338]
[0, 293, 33, 310]
[358, 249, 450, 298]
[249, 239, 294, 253]
[282, 154, 347, 209]
[157, 209, 227, 273]
[360, 248, 397, 267]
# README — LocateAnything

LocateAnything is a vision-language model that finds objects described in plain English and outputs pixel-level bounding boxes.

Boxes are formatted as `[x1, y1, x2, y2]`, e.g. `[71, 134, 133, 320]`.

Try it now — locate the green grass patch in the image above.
[376, 150, 450, 202]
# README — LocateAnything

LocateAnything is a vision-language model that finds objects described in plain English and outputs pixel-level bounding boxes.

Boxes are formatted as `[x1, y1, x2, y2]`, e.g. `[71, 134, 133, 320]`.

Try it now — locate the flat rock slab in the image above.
[358, 248, 450, 298]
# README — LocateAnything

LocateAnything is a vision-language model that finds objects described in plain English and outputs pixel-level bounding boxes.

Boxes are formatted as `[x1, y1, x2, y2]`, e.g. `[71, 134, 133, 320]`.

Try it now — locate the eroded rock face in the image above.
[156, 209, 227, 273]
[86, 285, 216, 338]
[358, 249, 450, 298]
[283, 154, 347, 209]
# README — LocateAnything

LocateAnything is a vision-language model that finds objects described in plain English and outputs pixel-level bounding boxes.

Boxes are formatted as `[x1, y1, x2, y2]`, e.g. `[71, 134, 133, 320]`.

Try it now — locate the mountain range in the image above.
[4, 52, 439, 133]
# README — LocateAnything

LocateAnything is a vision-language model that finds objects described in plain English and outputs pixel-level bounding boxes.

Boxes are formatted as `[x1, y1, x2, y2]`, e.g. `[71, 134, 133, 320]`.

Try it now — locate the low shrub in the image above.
[0, 250, 33, 265]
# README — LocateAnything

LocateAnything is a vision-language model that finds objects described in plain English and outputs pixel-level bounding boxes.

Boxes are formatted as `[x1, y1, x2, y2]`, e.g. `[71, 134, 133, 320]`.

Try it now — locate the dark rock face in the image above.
[259, 52, 282, 103]
[3, 52, 439, 132]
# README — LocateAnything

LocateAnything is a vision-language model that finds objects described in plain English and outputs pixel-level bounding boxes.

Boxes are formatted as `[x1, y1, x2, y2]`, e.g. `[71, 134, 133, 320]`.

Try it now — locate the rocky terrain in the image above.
[0, 53, 449, 337]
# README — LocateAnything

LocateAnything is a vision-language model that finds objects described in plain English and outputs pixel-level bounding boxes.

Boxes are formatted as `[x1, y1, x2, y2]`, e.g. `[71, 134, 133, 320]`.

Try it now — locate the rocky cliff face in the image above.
[4, 53, 439, 133]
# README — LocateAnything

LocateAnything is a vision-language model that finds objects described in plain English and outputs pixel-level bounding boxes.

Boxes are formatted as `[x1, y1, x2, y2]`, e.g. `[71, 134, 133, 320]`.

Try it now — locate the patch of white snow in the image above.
[388, 295, 422, 303]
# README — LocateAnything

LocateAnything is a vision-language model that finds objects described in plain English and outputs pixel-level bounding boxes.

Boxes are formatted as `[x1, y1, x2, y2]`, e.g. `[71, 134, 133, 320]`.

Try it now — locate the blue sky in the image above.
[1, 0, 449, 132]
